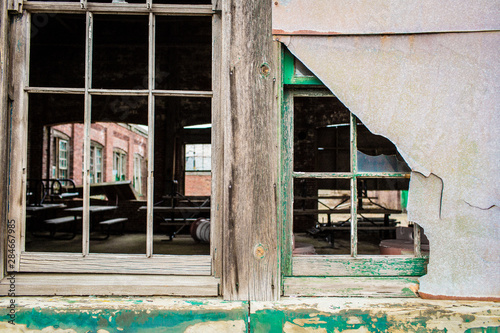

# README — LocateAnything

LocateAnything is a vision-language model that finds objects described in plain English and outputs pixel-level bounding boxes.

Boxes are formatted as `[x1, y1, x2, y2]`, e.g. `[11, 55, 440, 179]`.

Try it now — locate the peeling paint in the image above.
[281, 31, 500, 299]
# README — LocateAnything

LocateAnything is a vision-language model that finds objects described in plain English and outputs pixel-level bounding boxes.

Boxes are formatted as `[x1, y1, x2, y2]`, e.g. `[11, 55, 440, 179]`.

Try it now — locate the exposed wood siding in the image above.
[284, 276, 419, 297]
[0, 274, 219, 296]
[20, 253, 212, 275]
[221, 0, 278, 300]
[0, 0, 9, 280]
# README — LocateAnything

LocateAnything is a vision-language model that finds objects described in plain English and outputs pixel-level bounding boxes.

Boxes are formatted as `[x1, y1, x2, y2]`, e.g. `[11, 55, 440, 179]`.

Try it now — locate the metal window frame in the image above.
[7, 3, 219, 279]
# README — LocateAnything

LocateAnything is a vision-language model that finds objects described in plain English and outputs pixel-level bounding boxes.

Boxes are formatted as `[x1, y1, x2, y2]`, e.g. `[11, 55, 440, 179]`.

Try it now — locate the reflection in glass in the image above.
[153, 97, 211, 255]
[357, 123, 410, 173]
[88, 96, 148, 254]
[25, 94, 84, 253]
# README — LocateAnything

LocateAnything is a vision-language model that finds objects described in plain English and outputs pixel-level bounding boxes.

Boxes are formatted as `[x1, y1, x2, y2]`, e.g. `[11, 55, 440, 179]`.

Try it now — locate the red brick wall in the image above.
[49, 122, 148, 197]
[185, 173, 211, 196]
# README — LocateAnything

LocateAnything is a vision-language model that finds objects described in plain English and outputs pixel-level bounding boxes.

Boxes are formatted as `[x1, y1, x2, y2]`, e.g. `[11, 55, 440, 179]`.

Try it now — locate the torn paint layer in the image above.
[272, 0, 500, 35]
[280, 31, 500, 298]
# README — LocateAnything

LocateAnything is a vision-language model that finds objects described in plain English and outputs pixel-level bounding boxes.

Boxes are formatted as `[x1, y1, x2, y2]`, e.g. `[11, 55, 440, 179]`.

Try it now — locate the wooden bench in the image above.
[98, 217, 127, 239]
[43, 216, 81, 239]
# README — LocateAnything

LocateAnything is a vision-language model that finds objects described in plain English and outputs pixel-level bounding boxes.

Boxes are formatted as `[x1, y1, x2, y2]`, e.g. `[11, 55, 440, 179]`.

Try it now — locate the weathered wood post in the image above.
[220, 0, 279, 300]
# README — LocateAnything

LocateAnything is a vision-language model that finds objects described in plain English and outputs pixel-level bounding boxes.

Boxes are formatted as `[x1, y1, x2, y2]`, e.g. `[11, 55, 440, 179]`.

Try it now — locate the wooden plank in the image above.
[280, 90, 293, 278]
[7, 11, 29, 271]
[0, 273, 219, 296]
[19, 253, 212, 275]
[292, 256, 428, 276]
[221, 0, 278, 301]
[0, 0, 9, 280]
[283, 276, 420, 297]
[211, 11, 223, 278]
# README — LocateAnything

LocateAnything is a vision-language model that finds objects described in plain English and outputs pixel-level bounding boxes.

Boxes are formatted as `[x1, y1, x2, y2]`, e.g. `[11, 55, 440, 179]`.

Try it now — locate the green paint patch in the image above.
[1, 305, 249, 333]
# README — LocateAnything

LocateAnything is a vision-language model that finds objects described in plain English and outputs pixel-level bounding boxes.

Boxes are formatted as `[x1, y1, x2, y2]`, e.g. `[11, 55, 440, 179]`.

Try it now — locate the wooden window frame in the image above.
[3, 2, 221, 296]
[279, 47, 428, 297]
[112, 148, 126, 182]
[133, 153, 143, 195]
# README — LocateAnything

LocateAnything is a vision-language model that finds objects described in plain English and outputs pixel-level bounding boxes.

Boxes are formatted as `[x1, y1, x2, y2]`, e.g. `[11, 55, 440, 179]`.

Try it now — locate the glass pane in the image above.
[92, 15, 148, 89]
[88, 95, 148, 254]
[357, 122, 411, 172]
[155, 16, 212, 91]
[293, 178, 351, 255]
[356, 178, 412, 255]
[294, 97, 351, 172]
[153, 97, 211, 254]
[26, 94, 84, 253]
[30, 14, 85, 88]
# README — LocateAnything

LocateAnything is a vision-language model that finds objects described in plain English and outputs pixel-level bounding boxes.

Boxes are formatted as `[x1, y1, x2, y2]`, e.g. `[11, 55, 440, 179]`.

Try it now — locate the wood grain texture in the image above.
[7, 12, 29, 270]
[19, 253, 212, 275]
[284, 276, 420, 297]
[22, 2, 213, 15]
[0, 273, 219, 296]
[221, 0, 278, 301]
[292, 256, 428, 277]
[211, 12, 223, 279]
[0, 0, 9, 280]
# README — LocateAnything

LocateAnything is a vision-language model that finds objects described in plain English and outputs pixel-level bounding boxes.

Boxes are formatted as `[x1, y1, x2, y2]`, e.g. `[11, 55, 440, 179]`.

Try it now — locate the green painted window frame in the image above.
[279, 46, 428, 297]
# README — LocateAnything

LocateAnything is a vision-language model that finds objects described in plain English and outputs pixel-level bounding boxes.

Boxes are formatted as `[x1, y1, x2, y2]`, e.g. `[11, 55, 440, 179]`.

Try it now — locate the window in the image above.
[280, 48, 428, 297]
[133, 154, 143, 195]
[113, 149, 127, 181]
[8, 0, 219, 294]
[185, 143, 211, 172]
[58, 139, 69, 180]
[91, 144, 103, 184]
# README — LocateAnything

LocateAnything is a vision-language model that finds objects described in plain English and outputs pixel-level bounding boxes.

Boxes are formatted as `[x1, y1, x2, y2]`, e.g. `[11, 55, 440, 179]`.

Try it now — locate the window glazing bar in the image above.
[293, 172, 410, 179]
[23, 2, 213, 15]
[82, 11, 93, 257]
[350, 113, 358, 257]
[146, 12, 155, 257]
[24, 87, 85, 94]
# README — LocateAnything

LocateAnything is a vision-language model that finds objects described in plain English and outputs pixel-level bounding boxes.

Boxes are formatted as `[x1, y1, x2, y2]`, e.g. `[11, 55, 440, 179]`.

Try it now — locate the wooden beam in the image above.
[211, 11, 223, 279]
[19, 253, 212, 275]
[283, 276, 420, 297]
[221, 0, 278, 301]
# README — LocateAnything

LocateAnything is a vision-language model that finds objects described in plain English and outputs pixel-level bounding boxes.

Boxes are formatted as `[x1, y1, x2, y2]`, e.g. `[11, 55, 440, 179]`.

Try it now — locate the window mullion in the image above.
[146, 12, 155, 258]
[82, 11, 93, 257]
[350, 113, 358, 257]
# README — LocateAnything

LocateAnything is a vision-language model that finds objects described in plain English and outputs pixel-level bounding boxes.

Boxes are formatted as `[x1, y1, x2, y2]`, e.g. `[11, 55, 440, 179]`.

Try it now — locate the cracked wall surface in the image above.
[277, 30, 499, 298]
